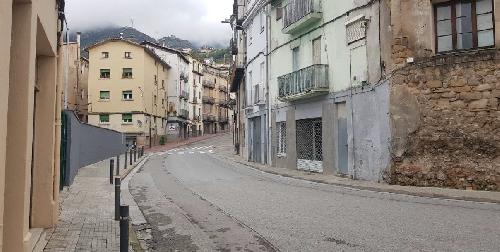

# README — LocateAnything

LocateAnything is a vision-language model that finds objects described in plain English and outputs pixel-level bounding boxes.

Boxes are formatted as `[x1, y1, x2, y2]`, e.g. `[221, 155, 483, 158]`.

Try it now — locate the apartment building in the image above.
[243, 0, 270, 164]
[61, 32, 89, 122]
[0, 0, 65, 251]
[229, 0, 500, 190]
[87, 39, 170, 147]
[190, 57, 204, 136]
[203, 64, 231, 134]
[229, 0, 247, 155]
[142, 42, 192, 141]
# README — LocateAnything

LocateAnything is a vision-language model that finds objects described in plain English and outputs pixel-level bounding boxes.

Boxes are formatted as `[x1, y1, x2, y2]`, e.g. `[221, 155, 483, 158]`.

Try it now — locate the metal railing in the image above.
[203, 80, 215, 88]
[278, 64, 329, 101]
[178, 109, 189, 119]
[179, 90, 189, 100]
[202, 96, 215, 104]
[284, 0, 317, 29]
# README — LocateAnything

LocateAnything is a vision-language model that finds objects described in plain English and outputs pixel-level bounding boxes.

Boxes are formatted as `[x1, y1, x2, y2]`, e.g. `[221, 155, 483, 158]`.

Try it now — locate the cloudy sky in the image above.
[65, 0, 233, 45]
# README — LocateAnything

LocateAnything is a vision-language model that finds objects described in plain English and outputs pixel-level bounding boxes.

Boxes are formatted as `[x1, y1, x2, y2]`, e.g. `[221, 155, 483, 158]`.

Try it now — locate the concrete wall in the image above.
[64, 110, 125, 186]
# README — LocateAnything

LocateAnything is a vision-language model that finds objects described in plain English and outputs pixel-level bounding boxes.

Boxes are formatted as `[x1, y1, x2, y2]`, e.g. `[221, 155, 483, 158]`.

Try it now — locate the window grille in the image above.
[346, 18, 367, 44]
[296, 118, 323, 172]
[277, 122, 287, 156]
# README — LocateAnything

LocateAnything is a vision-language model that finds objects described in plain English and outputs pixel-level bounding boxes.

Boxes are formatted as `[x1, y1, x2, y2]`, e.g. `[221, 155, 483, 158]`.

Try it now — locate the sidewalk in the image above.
[43, 153, 143, 252]
[228, 155, 500, 204]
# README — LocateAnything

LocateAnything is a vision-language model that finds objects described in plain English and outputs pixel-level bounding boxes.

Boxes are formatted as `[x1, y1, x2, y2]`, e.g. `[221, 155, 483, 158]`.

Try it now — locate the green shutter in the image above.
[99, 114, 109, 123]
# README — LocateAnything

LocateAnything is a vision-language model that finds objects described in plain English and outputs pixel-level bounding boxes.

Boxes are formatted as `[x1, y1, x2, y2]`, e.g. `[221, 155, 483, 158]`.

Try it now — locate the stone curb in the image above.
[224, 155, 500, 205]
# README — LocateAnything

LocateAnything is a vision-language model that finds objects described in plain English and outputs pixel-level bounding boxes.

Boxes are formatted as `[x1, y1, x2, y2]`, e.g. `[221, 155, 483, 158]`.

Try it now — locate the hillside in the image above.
[158, 35, 196, 50]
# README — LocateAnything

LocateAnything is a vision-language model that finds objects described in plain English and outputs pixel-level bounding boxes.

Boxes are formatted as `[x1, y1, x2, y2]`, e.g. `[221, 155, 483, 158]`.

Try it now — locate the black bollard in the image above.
[142, 146, 145, 157]
[119, 205, 130, 252]
[129, 150, 132, 166]
[114, 177, 121, 221]
[124, 151, 128, 170]
[116, 155, 120, 176]
[109, 159, 115, 184]
[133, 149, 137, 163]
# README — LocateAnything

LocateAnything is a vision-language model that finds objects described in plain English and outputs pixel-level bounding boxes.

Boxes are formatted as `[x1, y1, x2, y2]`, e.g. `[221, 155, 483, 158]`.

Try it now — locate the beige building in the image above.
[0, 0, 65, 251]
[203, 64, 231, 134]
[61, 32, 89, 122]
[87, 39, 170, 147]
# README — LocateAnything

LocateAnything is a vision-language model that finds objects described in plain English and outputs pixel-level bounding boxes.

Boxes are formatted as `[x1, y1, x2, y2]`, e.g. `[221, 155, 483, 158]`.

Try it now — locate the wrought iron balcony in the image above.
[203, 80, 215, 89]
[202, 96, 215, 104]
[283, 0, 322, 34]
[278, 64, 329, 102]
[178, 109, 189, 119]
[203, 114, 216, 122]
[179, 90, 189, 100]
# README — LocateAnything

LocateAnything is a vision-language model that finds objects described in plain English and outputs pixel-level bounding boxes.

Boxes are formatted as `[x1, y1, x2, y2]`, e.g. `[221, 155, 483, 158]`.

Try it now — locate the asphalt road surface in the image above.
[129, 134, 500, 252]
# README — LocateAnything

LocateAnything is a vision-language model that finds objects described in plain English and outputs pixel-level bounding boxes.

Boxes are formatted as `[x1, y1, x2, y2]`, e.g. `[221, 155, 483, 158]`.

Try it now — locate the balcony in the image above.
[278, 64, 329, 102]
[203, 114, 216, 122]
[179, 90, 189, 100]
[219, 85, 228, 93]
[178, 109, 189, 119]
[193, 96, 198, 104]
[193, 115, 200, 122]
[203, 80, 215, 89]
[219, 116, 229, 123]
[283, 0, 322, 34]
[202, 96, 215, 104]
[218, 99, 230, 108]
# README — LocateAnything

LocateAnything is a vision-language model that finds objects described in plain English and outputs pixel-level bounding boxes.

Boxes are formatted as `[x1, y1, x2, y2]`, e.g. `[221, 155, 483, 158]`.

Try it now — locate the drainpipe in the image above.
[64, 28, 69, 110]
[76, 32, 81, 114]
[265, 4, 272, 166]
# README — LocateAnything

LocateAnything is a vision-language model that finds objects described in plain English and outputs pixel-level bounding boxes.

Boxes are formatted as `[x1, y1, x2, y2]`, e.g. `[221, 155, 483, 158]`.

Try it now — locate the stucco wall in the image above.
[64, 111, 126, 186]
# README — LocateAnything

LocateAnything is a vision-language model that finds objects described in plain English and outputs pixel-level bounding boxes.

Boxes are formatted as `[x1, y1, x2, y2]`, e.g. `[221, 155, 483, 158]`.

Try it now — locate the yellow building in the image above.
[203, 64, 231, 134]
[0, 0, 65, 251]
[86, 39, 170, 147]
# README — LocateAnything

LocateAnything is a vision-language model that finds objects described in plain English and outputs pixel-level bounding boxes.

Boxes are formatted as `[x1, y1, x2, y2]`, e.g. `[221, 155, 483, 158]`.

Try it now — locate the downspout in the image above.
[64, 27, 69, 110]
[266, 4, 272, 166]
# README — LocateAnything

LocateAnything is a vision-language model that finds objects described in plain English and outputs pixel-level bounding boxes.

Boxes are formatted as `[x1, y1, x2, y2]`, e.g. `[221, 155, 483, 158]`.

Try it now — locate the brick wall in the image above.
[389, 49, 500, 190]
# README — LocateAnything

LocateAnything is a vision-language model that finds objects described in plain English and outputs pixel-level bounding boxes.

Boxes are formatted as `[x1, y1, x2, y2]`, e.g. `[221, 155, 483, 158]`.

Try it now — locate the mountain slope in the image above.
[158, 35, 196, 50]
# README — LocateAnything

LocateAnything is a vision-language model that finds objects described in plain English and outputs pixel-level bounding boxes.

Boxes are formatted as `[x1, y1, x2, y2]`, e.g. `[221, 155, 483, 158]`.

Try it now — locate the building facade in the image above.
[143, 42, 192, 141]
[87, 39, 170, 147]
[189, 57, 204, 137]
[229, 0, 500, 190]
[203, 64, 231, 134]
[0, 0, 65, 251]
[61, 32, 89, 122]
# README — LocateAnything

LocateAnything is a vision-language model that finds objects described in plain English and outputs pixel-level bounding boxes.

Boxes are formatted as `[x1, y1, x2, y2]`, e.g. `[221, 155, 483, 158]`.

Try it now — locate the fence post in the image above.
[109, 159, 114, 185]
[114, 177, 121, 221]
[120, 205, 130, 252]
[116, 155, 120, 176]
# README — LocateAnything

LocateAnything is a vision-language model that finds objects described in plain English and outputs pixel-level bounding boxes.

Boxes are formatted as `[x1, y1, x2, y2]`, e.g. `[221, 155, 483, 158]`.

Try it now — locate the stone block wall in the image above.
[389, 49, 500, 191]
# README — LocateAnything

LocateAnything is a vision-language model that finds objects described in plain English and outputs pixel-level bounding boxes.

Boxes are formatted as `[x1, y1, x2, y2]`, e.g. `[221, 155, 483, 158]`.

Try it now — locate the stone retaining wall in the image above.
[389, 49, 500, 190]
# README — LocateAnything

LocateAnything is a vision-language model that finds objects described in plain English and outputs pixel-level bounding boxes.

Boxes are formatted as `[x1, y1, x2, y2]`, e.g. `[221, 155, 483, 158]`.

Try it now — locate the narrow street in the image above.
[129, 134, 500, 252]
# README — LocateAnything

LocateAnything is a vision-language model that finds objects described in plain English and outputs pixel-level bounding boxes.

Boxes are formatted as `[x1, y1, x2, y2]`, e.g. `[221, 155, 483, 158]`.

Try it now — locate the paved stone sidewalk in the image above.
[44, 153, 139, 252]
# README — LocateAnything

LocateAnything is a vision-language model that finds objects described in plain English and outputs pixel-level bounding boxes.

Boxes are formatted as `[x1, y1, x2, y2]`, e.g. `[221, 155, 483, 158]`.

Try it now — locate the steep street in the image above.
[129, 134, 500, 252]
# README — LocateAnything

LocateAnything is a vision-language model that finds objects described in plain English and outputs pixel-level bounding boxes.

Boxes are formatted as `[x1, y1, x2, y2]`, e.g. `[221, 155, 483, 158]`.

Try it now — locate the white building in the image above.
[142, 42, 193, 140]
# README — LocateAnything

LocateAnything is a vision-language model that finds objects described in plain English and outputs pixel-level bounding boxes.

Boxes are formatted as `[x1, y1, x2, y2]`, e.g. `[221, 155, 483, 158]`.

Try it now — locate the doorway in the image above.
[337, 103, 349, 175]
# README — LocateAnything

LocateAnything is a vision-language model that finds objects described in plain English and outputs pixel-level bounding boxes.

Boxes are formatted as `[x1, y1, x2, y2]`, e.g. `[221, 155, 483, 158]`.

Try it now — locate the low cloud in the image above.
[65, 0, 232, 45]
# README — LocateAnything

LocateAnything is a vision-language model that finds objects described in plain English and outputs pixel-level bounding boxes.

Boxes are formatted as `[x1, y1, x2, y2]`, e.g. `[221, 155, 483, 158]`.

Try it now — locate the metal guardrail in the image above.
[278, 64, 329, 101]
[284, 0, 316, 29]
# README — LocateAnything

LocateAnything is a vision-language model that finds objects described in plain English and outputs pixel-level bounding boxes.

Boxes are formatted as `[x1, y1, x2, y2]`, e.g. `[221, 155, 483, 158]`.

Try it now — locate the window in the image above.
[102, 52, 109, 58]
[99, 114, 109, 123]
[435, 0, 494, 52]
[276, 7, 283, 21]
[154, 95, 157, 105]
[100, 69, 110, 79]
[122, 114, 132, 124]
[154, 75, 157, 83]
[254, 85, 260, 104]
[312, 37, 322, 64]
[122, 68, 133, 79]
[122, 90, 133, 100]
[124, 52, 132, 59]
[99, 91, 110, 100]
[162, 80, 165, 89]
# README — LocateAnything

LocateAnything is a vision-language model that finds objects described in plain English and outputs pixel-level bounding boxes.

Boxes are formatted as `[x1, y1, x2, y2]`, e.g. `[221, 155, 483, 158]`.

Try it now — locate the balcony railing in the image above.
[178, 109, 189, 119]
[219, 116, 229, 123]
[283, 0, 322, 34]
[179, 90, 189, 100]
[203, 114, 216, 122]
[202, 96, 215, 104]
[278, 64, 329, 101]
[203, 80, 215, 89]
